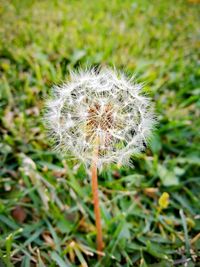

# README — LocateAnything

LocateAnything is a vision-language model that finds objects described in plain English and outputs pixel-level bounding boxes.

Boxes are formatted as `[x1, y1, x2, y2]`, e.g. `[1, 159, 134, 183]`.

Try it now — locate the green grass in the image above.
[0, 0, 200, 266]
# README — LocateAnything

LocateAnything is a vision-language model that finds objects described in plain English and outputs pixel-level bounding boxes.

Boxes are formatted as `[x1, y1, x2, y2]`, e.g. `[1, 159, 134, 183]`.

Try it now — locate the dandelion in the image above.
[44, 67, 155, 255]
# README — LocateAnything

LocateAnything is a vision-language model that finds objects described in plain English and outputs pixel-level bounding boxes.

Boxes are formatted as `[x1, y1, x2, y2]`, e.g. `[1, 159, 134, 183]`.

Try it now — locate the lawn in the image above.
[0, 0, 200, 266]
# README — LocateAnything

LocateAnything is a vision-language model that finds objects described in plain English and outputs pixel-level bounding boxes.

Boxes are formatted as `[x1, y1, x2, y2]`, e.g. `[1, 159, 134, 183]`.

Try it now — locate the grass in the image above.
[0, 0, 200, 266]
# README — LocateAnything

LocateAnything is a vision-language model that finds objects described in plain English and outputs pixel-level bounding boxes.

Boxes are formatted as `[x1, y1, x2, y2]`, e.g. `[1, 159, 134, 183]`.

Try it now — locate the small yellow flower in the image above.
[158, 192, 170, 210]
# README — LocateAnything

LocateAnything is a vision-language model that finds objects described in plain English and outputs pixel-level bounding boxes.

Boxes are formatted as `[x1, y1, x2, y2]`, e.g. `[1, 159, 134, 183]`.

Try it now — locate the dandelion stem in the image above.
[91, 137, 103, 257]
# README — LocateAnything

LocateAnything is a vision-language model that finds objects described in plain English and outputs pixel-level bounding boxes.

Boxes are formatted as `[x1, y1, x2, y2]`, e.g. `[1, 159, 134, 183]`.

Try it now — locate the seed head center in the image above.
[87, 103, 114, 133]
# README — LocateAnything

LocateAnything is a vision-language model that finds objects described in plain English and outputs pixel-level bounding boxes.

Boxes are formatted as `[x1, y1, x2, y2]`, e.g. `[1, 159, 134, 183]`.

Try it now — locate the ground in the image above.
[0, 0, 200, 266]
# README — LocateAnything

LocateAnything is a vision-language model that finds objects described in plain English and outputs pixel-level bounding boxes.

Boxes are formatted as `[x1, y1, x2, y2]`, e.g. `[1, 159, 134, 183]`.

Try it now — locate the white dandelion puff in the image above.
[44, 67, 155, 169]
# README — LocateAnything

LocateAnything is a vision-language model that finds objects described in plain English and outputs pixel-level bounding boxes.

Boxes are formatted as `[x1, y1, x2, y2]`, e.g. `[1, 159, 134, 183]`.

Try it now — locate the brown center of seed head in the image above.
[87, 103, 114, 138]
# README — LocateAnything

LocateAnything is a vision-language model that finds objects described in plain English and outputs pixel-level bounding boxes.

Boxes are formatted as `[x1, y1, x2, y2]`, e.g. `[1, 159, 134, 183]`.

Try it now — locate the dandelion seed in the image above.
[45, 68, 155, 168]
[44, 67, 155, 256]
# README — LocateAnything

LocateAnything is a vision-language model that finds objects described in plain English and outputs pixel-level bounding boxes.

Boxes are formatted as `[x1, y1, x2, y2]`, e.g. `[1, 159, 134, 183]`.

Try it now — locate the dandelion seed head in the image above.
[44, 68, 155, 168]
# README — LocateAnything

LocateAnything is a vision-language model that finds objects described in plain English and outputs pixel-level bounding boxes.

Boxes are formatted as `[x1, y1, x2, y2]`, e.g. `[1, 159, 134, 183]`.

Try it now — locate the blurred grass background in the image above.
[0, 0, 200, 266]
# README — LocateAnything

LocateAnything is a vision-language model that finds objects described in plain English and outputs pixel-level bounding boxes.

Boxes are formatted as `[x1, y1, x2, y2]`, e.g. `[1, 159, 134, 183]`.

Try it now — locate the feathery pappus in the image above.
[44, 68, 155, 168]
